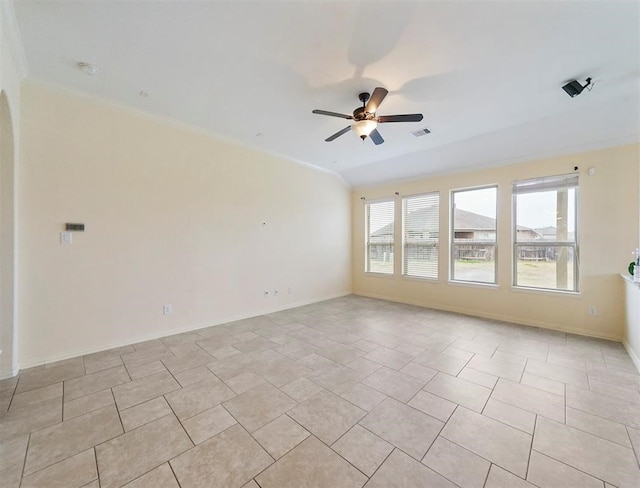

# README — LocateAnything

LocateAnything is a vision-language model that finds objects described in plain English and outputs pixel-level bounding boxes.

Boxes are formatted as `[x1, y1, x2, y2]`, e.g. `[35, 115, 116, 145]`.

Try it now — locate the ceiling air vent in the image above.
[412, 127, 431, 137]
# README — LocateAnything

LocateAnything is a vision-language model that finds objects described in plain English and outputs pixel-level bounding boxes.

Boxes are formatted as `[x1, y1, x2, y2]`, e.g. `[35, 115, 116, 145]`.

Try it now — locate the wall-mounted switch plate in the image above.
[60, 232, 72, 244]
[163, 304, 172, 315]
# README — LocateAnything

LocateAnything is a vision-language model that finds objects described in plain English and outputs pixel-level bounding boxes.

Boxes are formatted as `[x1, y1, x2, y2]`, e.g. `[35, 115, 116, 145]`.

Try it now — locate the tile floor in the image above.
[1, 295, 640, 487]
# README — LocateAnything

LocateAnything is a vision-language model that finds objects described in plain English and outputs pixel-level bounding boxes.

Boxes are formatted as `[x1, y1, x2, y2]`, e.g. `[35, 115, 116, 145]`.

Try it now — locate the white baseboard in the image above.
[0, 366, 19, 381]
[17, 291, 351, 371]
[16, 290, 631, 375]
[353, 291, 622, 342]
[623, 340, 640, 374]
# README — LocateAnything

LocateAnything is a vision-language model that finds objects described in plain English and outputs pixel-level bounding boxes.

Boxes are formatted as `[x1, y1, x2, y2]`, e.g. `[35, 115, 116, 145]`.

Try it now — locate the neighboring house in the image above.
[534, 226, 575, 241]
[371, 207, 509, 241]
[452, 208, 497, 241]
[515, 227, 540, 240]
[370, 207, 546, 262]
[452, 208, 499, 261]
[524, 226, 575, 261]
[534, 226, 558, 240]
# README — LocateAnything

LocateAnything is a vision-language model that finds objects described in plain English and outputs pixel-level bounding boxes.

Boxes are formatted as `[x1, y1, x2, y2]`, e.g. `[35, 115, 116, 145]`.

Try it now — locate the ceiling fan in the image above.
[312, 87, 423, 145]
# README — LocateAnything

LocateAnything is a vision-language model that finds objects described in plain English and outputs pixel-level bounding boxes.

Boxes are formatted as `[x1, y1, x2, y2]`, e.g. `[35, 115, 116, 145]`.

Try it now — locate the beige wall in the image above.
[352, 144, 640, 341]
[0, 2, 24, 378]
[18, 82, 351, 367]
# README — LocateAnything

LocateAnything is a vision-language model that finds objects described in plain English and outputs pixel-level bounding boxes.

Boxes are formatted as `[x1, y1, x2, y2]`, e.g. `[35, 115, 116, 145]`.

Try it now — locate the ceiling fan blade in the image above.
[377, 113, 424, 123]
[369, 128, 384, 145]
[365, 87, 388, 113]
[312, 109, 353, 119]
[325, 126, 352, 142]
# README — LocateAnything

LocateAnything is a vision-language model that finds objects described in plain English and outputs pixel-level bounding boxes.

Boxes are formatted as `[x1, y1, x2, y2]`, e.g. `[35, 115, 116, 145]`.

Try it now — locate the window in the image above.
[403, 192, 439, 279]
[365, 200, 395, 274]
[513, 173, 579, 292]
[451, 186, 497, 284]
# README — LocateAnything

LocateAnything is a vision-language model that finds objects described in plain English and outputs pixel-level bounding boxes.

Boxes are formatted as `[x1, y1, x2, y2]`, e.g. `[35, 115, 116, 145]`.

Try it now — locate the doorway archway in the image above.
[0, 90, 16, 378]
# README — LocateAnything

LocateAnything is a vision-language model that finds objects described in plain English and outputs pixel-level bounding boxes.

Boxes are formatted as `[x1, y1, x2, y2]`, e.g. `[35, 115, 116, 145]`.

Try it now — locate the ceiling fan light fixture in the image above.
[352, 119, 377, 140]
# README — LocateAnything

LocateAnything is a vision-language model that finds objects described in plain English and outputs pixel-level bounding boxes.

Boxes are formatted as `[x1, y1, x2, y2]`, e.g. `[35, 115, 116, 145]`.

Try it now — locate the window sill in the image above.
[401, 275, 439, 283]
[364, 272, 395, 279]
[511, 285, 581, 298]
[447, 280, 499, 290]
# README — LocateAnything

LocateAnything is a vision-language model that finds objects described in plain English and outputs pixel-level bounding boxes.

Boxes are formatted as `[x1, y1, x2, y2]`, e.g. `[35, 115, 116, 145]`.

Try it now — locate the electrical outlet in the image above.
[588, 306, 598, 316]
[163, 304, 172, 315]
[274, 290, 278, 296]
[264, 291, 269, 298]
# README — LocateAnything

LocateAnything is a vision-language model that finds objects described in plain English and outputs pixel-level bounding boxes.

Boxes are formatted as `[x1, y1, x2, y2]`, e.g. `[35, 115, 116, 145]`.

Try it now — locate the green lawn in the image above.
[515, 260, 575, 290]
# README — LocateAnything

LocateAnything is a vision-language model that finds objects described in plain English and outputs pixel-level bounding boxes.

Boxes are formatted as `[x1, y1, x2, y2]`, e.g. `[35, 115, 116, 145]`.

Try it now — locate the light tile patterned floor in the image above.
[1, 295, 640, 487]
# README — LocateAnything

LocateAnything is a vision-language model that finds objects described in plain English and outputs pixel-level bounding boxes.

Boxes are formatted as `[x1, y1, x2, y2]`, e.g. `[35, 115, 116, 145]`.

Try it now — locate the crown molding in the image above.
[1, 0, 29, 78]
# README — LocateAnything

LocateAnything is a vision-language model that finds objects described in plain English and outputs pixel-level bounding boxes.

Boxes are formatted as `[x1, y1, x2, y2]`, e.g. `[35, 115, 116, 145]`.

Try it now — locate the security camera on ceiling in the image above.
[562, 77, 592, 98]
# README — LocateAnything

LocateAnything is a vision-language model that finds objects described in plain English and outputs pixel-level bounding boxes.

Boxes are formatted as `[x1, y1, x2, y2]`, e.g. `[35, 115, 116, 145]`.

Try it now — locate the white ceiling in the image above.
[13, 0, 640, 187]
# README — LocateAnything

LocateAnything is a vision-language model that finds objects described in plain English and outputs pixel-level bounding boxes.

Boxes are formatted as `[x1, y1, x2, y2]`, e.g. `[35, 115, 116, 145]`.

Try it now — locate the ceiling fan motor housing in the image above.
[354, 92, 373, 121]
[353, 107, 368, 120]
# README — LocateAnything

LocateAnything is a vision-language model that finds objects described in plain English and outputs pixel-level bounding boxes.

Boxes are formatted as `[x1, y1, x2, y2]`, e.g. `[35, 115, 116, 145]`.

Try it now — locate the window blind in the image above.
[366, 200, 395, 274]
[403, 193, 439, 279]
[513, 173, 579, 194]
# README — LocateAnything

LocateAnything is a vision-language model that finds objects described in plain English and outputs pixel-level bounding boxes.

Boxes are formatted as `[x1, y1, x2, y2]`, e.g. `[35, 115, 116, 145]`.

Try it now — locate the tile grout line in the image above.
[92, 447, 99, 487]
[168, 460, 184, 488]
[100, 409, 185, 487]
[480, 463, 493, 488]
[519, 356, 529, 384]
[18, 432, 32, 483]
[313, 425, 380, 480]
[438, 419, 529, 480]
[61, 377, 65, 423]
[564, 381, 567, 424]
[327, 430, 381, 480]
[529, 447, 617, 487]
[524, 414, 537, 481]
[230, 403, 280, 457]
[6, 375, 20, 412]
[626, 425, 640, 469]
[231, 423, 277, 484]
[108, 389, 194, 488]
[109, 387, 125, 434]
[356, 445, 395, 483]
[160, 366, 200, 448]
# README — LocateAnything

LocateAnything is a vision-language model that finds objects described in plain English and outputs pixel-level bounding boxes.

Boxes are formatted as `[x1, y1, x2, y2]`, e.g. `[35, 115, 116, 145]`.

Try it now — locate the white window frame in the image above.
[450, 185, 498, 285]
[402, 191, 439, 280]
[512, 174, 579, 293]
[365, 199, 395, 275]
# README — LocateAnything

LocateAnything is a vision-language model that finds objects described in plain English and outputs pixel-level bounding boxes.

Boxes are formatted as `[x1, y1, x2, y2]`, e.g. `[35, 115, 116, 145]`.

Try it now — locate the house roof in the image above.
[372, 206, 538, 236]
[454, 208, 496, 231]
[535, 226, 558, 235]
